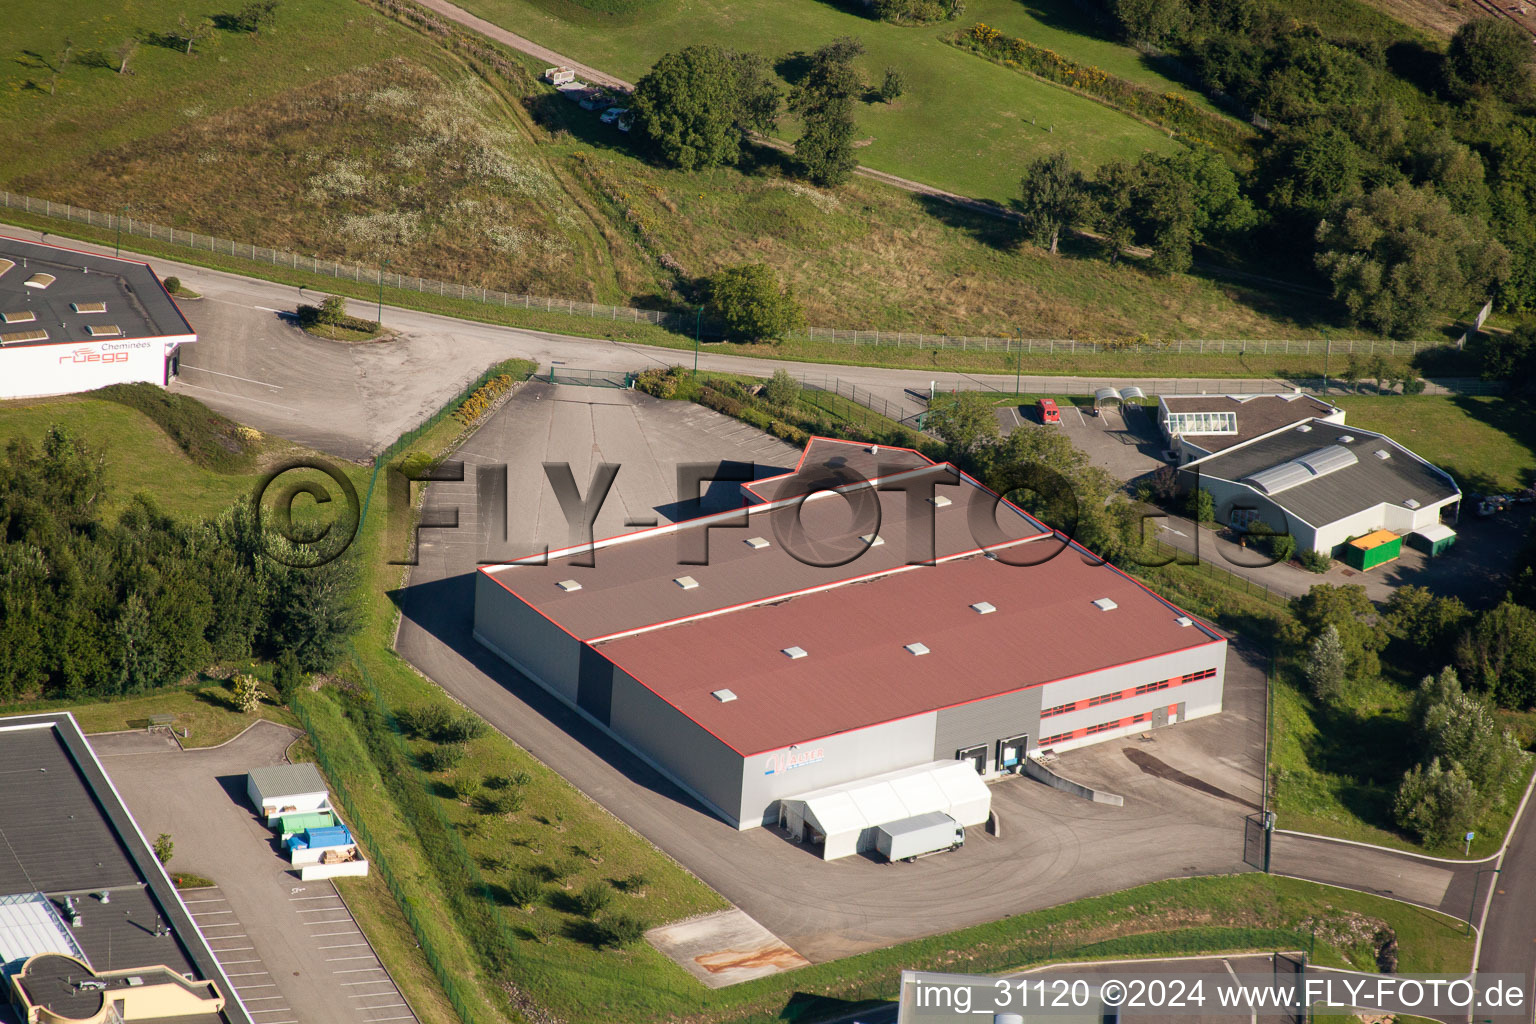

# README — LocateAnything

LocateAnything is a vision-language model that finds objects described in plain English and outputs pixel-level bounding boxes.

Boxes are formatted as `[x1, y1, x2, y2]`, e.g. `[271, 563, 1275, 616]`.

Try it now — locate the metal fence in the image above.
[798, 374, 919, 423]
[3, 190, 1443, 358]
[960, 374, 1501, 397]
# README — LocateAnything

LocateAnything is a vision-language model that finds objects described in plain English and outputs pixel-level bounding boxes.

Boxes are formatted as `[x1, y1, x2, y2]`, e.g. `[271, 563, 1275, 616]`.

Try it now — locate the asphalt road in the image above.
[1, 224, 1374, 461]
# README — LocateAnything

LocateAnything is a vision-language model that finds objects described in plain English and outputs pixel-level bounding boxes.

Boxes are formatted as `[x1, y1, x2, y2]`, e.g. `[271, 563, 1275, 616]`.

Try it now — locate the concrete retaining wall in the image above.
[1021, 758, 1124, 806]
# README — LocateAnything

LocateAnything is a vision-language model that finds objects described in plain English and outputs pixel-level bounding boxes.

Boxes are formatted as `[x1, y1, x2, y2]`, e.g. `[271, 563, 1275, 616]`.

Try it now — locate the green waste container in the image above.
[1342, 530, 1402, 570]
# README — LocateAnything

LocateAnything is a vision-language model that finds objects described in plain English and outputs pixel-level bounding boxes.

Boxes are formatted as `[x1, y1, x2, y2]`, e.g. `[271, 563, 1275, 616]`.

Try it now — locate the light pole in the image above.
[376, 257, 390, 326]
[115, 204, 129, 257]
[1321, 328, 1330, 397]
[1468, 866, 1500, 936]
[1014, 329, 1023, 397]
[693, 305, 704, 376]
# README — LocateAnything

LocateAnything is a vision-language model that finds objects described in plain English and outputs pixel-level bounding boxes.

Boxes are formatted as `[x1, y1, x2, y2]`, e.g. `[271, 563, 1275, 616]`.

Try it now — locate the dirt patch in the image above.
[695, 942, 807, 973]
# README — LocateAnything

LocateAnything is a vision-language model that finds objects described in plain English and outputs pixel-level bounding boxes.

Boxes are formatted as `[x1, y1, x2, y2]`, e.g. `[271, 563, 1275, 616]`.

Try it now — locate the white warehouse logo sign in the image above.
[57, 339, 152, 366]
[763, 746, 825, 775]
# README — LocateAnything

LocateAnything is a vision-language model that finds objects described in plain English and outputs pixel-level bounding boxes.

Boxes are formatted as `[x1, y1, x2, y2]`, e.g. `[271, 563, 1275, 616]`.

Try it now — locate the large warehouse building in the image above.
[475, 438, 1228, 844]
[0, 712, 249, 1024]
[0, 236, 196, 400]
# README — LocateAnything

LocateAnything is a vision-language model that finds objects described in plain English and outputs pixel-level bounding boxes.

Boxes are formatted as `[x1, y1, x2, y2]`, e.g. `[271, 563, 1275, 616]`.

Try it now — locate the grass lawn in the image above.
[1332, 396, 1536, 495]
[453, 0, 1223, 200]
[0, 677, 295, 748]
[0, 394, 273, 520]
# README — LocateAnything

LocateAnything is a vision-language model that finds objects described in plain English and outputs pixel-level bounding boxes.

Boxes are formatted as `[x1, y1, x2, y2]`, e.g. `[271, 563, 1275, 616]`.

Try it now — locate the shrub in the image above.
[1270, 534, 1297, 563]
[614, 871, 650, 895]
[153, 833, 174, 865]
[448, 772, 479, 801]
[544, 858, 581, 887]
[232, 673, 261, 714]
[706, 263, 804, 341]
[764, 369, 801, 408]
[503, 870, 543, 910]
[398, 703, 452, 739]
[418, 742, 465, 773]
[437, 712, 487, 744]
[477, 788, 524, 815]
[1186, 488, 1215, 523]
[1394, 757, 1476, 845]
[574, 880, 614, 918]
[592, 911, 647, 948]
[163, 276, 181, 294]
[879, 66, 907, 102]
[635, 366, 686, 398]
[1299, 550, 1331, 573]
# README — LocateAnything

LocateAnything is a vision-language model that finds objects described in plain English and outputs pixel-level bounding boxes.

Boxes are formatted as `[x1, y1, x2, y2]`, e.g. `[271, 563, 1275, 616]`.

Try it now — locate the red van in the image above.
[1038, 398, 1061, 424]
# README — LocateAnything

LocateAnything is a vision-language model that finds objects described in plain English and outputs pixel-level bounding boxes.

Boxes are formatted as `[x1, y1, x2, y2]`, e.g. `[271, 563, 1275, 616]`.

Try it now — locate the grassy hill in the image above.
[448, 0, 1242, 200]
[0, 0, 1363, 342]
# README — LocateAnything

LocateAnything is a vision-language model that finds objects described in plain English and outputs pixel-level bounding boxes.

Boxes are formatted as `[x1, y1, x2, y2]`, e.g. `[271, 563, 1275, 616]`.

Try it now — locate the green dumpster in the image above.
[1342, 529, 1402, 570]
[1408, 523, 1457, 557]
[276, 810, 335, 838]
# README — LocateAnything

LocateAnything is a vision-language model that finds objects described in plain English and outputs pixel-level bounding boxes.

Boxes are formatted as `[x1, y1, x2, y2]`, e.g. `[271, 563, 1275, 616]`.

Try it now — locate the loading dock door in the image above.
[996, 734, 1028, 771]
[957, 745, 986, 775]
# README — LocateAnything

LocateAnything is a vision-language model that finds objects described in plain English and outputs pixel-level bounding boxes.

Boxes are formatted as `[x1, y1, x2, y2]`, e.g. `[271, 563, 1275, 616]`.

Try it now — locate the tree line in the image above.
[1026, 0, 1536, 338]
[0, 427, 358, 703]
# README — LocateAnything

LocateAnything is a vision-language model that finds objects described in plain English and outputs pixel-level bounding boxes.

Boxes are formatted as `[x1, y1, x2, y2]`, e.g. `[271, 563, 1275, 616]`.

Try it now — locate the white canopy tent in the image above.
[778, 761, 992, 860]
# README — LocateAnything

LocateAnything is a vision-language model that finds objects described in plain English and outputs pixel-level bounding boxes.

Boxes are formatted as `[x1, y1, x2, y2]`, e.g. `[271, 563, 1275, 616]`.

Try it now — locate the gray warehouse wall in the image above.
[933, 687, 1041, 771]
[607, 669, 749, 827]
[737, 713, 940, 828]
[473, 572, 583, 703]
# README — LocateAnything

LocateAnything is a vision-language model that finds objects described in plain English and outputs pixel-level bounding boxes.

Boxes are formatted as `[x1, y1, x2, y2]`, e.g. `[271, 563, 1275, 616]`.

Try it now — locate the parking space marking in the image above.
[304, 918, 354, 925]
[291, 894, 342, 901]
[242, 996, 287, 1003]
[234, 983, 277, 990]
[343, 981, 396, 987]
[190, 909, 234, 916]
[297, 906, 346, 912]
[221, 958, 263, 965]
[182, 897, 227, 904]
[312, 930, 361, 937]
[326, 955, 378, 962]
[226, 971, 271, 978]
[334, 967, 387, 974]
[320, 942, 370, 950]
[361, 1014, 414, 1022]
[211, 946, 254, 953]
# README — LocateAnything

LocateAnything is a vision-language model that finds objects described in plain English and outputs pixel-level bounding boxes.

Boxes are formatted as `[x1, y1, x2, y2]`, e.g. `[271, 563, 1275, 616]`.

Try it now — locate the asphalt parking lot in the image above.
[395, 387, 1269, 962]
[89, 723, 417, 1024]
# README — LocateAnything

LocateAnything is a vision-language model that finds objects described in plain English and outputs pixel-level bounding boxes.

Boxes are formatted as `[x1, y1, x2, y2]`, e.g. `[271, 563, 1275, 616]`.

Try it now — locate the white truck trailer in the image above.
[875, 811, 965, 862]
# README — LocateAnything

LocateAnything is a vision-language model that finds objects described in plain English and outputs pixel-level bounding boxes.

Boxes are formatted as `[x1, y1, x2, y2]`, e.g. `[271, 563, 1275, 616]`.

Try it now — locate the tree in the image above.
[1409, 665, 1465, 734]
[1305, 624, 1347, 704]
[1477, 320, 1536, 392]
[503, 870, 543, 910]
[591, 911, 647, 948]
[153, 833, 175, 865]
[706, 263, 804, 341]
[1457, 599, 1536, 709]
[925, 392, 999, 462]
[1421, 689, 1523, 799]
[1186, 487, 1215, 523]
[1315, 182, 1511, 338]
[176, 14, 215, 54]
[1447, 19, 1531, 101]
[115, 37, 139, 75]
[273, 649, 302, 705]
[1017, 152, 1086, 255]
[632, 46, 779, 171]
[1112, 0, 1190, 44]
[1259, 126, 1365, 232]
[574, 880, 614, 918]
[764, 369, 801, 407]
[790, 38, 864, 188]
[1383, 585, 1471, 663]
[1286, 584, 1387, 679]
[878, 66, 906, 103]
[1366, 353, 1391, 393]
[232, 673, 261, 713]
[50, 37, 74, 96]
[1394, 757, 1475, 845]
[265, 552, 359, 672]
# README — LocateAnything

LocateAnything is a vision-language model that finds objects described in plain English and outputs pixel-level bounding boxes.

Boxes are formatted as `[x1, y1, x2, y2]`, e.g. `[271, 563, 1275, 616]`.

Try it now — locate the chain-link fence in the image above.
[2, 190, 1446, 358]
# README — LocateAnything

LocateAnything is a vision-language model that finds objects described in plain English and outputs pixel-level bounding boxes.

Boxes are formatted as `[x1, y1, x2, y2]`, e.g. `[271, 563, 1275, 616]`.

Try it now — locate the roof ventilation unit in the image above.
[929, 495, 953, 508]
[745, 536, 770, 549]
[867, 445, 880, 454]
[1340, 435, 1355, 443]
[971, 601, 996, 614]
[904, 642, 930, 656]
[556, 579, 582, 592]
[782, 646, 808, 660]
[1295, 424, 1312, 432]
[1175, 616, 1193, 627]
[1404, 498, 1421, 509]
[711, 688, 737, 703]
[1374, 449, 1391, 460]
[1092, 598, 1118, 611]
[674, 575, 699, 590]
[860, 533, 885, 547]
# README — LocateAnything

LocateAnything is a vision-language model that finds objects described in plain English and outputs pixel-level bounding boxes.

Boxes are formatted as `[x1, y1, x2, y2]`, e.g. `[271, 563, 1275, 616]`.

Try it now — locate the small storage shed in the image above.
[778, 761, 991, 861]
[247, 763, 330, 824]
[1408, 522, 1457, 557]
[1342, 529, 1402, 570]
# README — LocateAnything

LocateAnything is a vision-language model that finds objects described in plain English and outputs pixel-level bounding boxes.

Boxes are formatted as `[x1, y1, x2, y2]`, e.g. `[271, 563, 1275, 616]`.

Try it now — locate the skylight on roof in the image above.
[85, 324, 121, 337]
[2, 310, 36, 324]
[24, 273, 55, 290]
[745, 536, 770, 549]
[971, 601, 996, 614]
[904, 642, 930, 656]
[1092, 598, 1118, 611]
[1340, 435, 1355, 443]
[860, 533, 884, 547]
[1404, 498, 1421, 509]
[712, 688, 737, 703]
[556, 579, 582, 592]
[1374, 449, 1391, 460]
[70, 301, 106, 314]
[1296, 424, 1312, 432]
[782, 646, 807, 659]
[929, 495, 952, 508]
[1175, 616, 1193, 627]
[674, 575, 699, 590]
